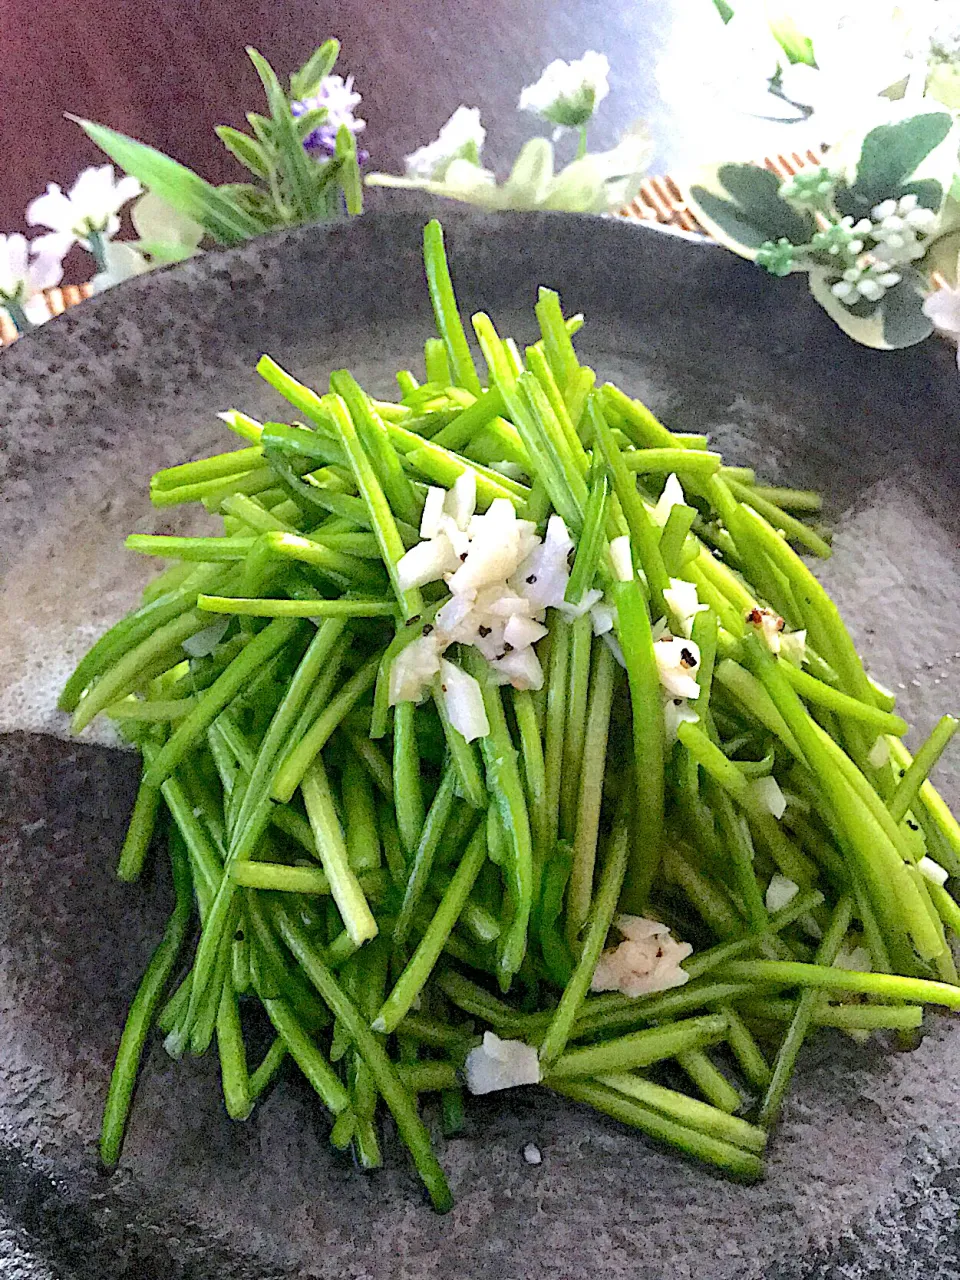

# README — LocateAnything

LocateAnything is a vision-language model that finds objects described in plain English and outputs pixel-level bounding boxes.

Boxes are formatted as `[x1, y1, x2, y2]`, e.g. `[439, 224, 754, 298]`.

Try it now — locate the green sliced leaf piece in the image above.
[71, 117, 263, 244]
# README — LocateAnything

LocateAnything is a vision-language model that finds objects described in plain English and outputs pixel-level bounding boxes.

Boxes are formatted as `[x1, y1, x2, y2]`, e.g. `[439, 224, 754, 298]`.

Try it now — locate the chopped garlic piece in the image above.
[778, 629, 807, 667]
[746, 606, 785, 653]
[557, 586, 603, 621]
[464, 1032, 541, 1094]
[609, 535, 633, 582]
[389, 634, 441, 704]
[439, 658, 489, 742]
[765, 873, 799, 913]
[919, 856, 949, 887]
[834, 943, 872, 972]
[652, 473, 685, 528]
[420, 485, 446, 539]
[664, 697, 699, 744]
[867, 736, 890, 769]
[749, 774, 786, 819]
[590, 599, 616, 636]
[444, 469, 477, 530]
[663, 577, 707, 640]
[492, 645, 544, 691]
[504, 614, 549, 650]
[653, 634, 701, 700]
[591, 916, 692, 998]
[396, 534, 459, 591]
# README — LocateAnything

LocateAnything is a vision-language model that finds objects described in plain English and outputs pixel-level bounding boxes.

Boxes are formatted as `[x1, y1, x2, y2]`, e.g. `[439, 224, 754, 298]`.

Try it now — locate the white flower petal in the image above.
[405, 106, 486, 181]
[26, 184, 73, 234]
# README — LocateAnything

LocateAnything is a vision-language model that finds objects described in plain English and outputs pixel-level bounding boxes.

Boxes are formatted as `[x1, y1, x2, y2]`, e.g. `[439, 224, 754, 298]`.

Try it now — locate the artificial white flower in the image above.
[91, 241, 150, 295]
[923, 280, 960, 369]
[404, 107, 486, 181]
[27, 166, 142, 250]
[0, 232, 68, 325]
[519, 51, 610, 130]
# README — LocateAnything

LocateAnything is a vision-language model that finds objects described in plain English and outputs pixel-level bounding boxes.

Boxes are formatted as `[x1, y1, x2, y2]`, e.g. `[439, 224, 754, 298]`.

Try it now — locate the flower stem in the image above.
[576, 125, 588, 160]
[3, 299, 34, 334]
[86, 229, 109, 272]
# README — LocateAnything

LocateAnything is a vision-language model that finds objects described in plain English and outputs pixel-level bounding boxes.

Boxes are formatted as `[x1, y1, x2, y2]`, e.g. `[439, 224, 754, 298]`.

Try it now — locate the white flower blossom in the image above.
[91, 241, 150, 295]
[0, 232, 68, 325]
[519, 51, 610, 130]
[404, 107, 486, 181]
[26, 165, 142, 248]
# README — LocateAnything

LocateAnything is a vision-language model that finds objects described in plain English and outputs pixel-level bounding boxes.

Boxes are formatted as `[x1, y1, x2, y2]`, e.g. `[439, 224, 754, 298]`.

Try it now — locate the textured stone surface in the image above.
[1, 209, 959, 1277]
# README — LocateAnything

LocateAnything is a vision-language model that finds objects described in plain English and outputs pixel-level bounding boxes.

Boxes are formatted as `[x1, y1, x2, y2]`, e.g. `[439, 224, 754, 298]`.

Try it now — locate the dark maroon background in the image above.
[0, 0, 681, 235]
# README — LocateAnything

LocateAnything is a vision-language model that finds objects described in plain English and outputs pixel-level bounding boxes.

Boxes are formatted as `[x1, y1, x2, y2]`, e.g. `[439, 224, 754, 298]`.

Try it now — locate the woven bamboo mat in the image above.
[2, 148, 820, 345]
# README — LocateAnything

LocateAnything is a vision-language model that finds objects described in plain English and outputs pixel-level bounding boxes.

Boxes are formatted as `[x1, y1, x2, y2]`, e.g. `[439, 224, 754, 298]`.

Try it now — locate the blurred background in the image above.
[0, 0, 814, 232]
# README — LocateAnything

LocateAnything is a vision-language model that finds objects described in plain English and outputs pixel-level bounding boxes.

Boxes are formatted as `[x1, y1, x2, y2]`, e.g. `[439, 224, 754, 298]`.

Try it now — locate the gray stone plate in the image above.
[1, 210, 959, 1280]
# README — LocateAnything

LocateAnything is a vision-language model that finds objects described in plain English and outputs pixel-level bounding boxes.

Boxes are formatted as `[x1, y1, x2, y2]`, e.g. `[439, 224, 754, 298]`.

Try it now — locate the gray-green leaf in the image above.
[844, 113, 952, 213]
[686, 163, 812, 258]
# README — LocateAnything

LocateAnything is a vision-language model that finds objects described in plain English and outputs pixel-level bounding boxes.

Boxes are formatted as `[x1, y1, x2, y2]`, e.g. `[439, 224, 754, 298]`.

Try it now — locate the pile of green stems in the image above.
[65, 220, 960, 1211]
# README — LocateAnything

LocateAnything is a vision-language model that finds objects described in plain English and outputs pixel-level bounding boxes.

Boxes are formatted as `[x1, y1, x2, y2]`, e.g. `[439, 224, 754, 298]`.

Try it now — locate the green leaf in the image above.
[711, 0, 734, 21]
[215, 126, 272, 180]
[843, 113, 953, 214]
[246, 112, 274, 147]
[295, 108, 329, 143]
[290, 39, 340, 100]
[335, 124, 363, 215]
[247, 46, 325, 222]
[70, 117, 264, 244]
[808, 266, 932, 349]
[502, 138, 555, 208]
[686, 164, 812, 259]
[768, 14, 815, 66]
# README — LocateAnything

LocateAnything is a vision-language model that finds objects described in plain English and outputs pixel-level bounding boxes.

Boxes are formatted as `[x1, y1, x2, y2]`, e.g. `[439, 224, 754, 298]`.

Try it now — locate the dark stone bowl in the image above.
[1, 210, 959, 1280]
